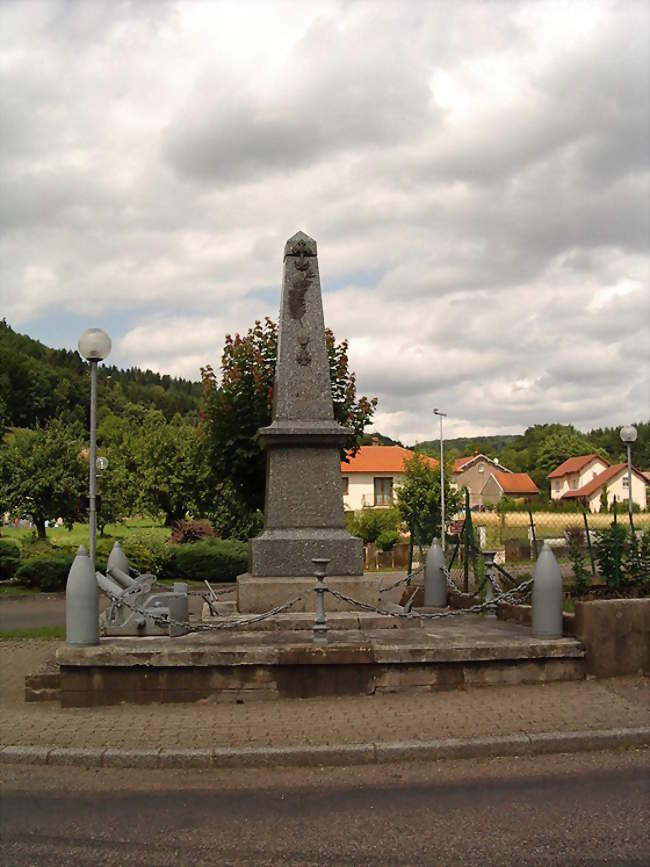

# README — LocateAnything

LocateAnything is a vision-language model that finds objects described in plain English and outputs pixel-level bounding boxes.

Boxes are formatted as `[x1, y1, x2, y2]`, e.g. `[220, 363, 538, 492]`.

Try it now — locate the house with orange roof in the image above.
[480, 470, 540, 507]
[451, 453, 509, 508]
[560, 463, 647, 513]
[340, 445, 438, 510]
[547, 454, 610, 501]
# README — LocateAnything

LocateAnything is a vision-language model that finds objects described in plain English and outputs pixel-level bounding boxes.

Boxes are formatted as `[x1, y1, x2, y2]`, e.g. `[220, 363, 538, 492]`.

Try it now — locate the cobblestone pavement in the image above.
[1, 640, 648, 751]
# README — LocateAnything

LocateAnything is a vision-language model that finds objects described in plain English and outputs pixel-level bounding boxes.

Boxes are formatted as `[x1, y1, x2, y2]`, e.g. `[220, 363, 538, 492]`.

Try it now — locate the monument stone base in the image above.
[249, 528, 364, 577]
[237, 573, 381, 613]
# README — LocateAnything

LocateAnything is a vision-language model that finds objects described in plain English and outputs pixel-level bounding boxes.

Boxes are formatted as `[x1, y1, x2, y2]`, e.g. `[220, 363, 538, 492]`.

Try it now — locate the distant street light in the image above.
[619, 424, 637, 528]
[78, 329, 112, 568]
[433, 408, 447, 552]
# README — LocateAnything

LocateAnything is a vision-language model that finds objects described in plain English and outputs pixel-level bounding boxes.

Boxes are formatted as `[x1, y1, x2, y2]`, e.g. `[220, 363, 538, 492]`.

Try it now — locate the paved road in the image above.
[2, 750, 648, 865]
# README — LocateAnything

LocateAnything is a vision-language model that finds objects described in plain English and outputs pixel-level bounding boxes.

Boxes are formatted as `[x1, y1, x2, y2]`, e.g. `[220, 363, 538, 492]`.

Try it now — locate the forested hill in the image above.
[0, 319, 203, 430]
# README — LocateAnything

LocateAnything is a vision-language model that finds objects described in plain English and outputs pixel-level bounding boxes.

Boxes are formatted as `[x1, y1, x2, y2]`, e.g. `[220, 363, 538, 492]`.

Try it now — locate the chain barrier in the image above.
[99, 563, 535, 637]
[377, 566, 423, 595]
[324, 571, 534, 621]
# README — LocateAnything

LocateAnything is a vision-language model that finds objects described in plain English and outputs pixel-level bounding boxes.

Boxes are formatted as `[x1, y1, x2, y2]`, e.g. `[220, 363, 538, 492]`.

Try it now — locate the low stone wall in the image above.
[498, 598, 649, 677]
[573, 598, 650, 677]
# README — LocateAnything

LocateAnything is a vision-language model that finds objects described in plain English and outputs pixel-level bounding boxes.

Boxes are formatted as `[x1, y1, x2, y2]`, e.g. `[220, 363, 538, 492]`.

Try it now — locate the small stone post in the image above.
[107, 540, 130, 577]
[65, 545, 99, 645]
[482, 550, 497, 618]
[424, 538, 447, 607]
[312, 557, 330, 645]
[532, 541, 563, 638]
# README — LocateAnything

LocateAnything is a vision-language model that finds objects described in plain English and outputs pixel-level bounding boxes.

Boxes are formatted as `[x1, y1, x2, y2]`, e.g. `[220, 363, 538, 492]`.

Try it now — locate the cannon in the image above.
[96, 542, 189, 637]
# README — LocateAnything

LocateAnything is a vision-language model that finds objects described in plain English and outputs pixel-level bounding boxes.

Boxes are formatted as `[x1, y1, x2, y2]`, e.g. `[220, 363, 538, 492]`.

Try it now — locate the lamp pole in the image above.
[619, 425, 637, 530]
[433, 408, 447, 552]
[78, 329, 111, 569]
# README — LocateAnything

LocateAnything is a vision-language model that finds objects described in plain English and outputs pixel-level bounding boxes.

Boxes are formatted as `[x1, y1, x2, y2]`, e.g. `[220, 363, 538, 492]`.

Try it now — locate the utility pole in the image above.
[433, 408, 447, 552]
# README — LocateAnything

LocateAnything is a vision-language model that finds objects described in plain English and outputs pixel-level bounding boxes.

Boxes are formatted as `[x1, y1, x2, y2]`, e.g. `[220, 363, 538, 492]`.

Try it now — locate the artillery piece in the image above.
[96, 542, 189, 637]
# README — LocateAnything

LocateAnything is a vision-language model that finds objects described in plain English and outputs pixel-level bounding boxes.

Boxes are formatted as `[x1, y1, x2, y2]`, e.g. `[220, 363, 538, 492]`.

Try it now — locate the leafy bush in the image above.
[170, 520, 215, 544]
[566, 527, 589, 594]
[0, 539, 21, 579]
[121, 532, 173, 576]
[15, 555, 75, 592]
[594, 524, 629, 589]
[353, 508, 401, 544]
[376, 530, 400, 552]
[163, 538, 248, 583]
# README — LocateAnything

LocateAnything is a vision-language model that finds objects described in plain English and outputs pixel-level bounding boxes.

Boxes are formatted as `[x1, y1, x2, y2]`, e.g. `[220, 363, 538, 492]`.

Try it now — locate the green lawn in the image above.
[2, 519, 171, 552]
[0, 626, 66, 640]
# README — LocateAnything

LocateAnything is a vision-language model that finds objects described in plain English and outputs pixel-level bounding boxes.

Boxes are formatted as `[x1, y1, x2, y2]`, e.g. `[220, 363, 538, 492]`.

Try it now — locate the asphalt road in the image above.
[2, 750, 648, 866]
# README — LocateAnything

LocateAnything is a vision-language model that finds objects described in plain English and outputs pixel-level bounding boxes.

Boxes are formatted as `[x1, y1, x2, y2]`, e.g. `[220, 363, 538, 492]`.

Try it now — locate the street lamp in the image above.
[619, 424, 637, 528]
[78, 328, 111, 568]
[433, 408, 447, 552]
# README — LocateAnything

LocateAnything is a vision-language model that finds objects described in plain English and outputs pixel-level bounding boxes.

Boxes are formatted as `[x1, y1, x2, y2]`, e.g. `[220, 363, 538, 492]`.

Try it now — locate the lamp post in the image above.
[78, 328, 111, 569]
[619, 424, 637, 529]
[433, 408, 447, 552]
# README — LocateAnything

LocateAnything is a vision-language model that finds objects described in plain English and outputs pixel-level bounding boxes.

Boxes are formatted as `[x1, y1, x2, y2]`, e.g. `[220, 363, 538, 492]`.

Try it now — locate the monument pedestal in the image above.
[237, 573, 381, 613]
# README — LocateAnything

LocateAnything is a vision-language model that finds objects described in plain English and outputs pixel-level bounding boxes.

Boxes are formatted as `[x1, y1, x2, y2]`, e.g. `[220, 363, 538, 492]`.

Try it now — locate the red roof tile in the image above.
[562, 464, 647, 499]
[547, 454, 607, 479]
[341, 446, 438, 474]
[491, 470, 539, 495]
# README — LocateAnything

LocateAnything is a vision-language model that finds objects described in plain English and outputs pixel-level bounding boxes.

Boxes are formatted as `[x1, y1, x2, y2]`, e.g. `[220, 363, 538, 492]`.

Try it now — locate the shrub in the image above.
[121, 532, 173, 577]
[377, 529, 400, 552]
[0, 539, 21, 580]
[15, 555, 75, 592]
[594, 524, 628, 589]
[354, 508, 401, 544]
[170, 520, 215, 544]
[164, 538, 248, 583]
[566, 527, 589, 594]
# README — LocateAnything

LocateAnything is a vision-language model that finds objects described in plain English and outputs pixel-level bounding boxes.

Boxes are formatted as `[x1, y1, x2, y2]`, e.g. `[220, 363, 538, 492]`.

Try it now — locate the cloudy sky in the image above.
[1, 0, 648, 444]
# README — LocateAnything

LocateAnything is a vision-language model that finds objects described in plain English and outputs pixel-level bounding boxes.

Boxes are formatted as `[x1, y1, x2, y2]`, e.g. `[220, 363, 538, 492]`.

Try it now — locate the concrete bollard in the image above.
[532, 541, 563, 638]
[424, 538, 447, 607]
[107, 540, 130, 576]
[65, 546, 99, 645]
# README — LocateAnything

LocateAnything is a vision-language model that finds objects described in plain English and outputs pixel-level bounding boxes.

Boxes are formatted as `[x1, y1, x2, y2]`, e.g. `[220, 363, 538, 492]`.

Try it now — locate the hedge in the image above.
[15, 555, 75, 592]
[164, 539, 248, 583]
[0, 539, 21, 580]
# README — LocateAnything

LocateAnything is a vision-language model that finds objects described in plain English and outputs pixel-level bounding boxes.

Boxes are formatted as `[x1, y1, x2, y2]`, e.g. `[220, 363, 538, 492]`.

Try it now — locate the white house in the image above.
[341, 445, 438, 511]
[547, 454, 610, 501]
[561, 463, 647, 512]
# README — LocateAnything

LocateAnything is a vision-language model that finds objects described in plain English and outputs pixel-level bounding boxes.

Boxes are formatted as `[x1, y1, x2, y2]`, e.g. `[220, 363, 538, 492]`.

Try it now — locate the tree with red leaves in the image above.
[200, 317, 376, 537]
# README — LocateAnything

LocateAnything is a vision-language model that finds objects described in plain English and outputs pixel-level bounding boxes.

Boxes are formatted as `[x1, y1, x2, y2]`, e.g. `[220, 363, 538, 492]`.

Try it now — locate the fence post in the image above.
[463, 488, 471, 592]
[612, 496, 620, 585]
[407, 519, 415, 577]
[528, 509, 538, 561]
[582, 509, 596, 576]
[312, 557, 330, 645]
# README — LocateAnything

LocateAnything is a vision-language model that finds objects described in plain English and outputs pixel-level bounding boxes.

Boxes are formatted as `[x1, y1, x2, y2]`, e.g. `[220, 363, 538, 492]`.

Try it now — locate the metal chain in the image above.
[377, 566, 423, 595]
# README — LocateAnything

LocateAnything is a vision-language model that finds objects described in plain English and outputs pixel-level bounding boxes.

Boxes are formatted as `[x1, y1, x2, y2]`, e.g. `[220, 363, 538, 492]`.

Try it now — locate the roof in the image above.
[341, 445, 438, 474]
[547, 454, 607, 479]
[562, 464, 647, 499]
[453, 453, 510, 474]
[490, 470, 539, 495]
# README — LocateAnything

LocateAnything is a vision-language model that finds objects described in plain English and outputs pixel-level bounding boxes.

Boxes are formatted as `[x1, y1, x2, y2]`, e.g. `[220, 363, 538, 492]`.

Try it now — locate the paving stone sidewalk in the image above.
[1, 640, 648, 752]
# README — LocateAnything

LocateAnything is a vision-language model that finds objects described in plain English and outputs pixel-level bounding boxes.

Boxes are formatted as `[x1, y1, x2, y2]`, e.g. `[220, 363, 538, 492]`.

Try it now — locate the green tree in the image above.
[201, 317, 377, 526]
[397, 453, 461, 545]
[0, 419, 85, 539]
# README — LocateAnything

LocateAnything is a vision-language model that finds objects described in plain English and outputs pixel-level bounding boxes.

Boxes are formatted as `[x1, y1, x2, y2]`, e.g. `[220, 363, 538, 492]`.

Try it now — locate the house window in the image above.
[342, 477, 349, 495]
[477, 463, 485, 473]
[622, 476, 629, 489]
[570, 478, 578, 489]
[374, 477, 393, 506]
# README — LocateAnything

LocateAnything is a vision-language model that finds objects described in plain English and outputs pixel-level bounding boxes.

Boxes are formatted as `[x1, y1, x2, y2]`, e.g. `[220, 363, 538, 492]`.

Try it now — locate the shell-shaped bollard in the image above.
[424, 537, 447, 607]
[107, 540, 130, 576]
[532, 542, 563, 638]
[65, 545, 99, 645]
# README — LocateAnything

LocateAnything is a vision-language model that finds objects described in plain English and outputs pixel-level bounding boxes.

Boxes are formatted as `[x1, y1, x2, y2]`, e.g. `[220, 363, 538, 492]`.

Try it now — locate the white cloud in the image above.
[0, 0, 648, 444]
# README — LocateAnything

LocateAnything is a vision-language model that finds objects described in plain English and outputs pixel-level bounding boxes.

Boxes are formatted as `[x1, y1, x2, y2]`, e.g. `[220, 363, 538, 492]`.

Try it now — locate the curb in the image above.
[1, 727, 648, 770]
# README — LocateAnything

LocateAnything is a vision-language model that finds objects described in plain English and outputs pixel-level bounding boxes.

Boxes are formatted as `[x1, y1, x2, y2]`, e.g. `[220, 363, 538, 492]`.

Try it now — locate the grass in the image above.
[0, 584, 41, 596]
[0, 626, 65, 640]
[1, 519, 171, 552]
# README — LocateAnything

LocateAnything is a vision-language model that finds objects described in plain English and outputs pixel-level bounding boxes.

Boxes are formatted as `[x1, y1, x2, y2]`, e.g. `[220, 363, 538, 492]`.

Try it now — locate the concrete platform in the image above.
[54, 615, 585, 707]
[236, 573, 380, 613]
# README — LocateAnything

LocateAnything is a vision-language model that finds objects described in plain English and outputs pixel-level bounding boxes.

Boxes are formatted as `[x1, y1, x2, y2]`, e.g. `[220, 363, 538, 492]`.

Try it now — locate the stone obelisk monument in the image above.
[237, 231, 378, 612]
